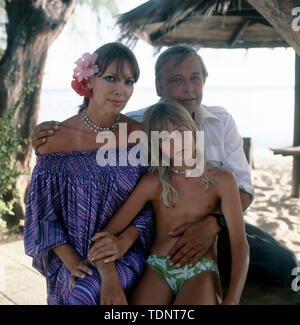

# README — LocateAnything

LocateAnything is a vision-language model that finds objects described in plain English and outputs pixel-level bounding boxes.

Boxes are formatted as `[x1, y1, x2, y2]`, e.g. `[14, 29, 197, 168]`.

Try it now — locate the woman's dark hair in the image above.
[78, 42, 140, 113]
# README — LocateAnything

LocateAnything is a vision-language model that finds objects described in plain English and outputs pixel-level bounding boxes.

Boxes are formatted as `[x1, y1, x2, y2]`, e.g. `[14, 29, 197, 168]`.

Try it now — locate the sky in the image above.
[42, 0, 296, 91]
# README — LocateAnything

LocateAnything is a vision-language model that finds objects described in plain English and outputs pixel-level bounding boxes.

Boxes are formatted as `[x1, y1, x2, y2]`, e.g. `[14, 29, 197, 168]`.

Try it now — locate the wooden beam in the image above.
[292, 53, 300, 197]
[229, 20, 251, 46]
[247, 0, 300, 55]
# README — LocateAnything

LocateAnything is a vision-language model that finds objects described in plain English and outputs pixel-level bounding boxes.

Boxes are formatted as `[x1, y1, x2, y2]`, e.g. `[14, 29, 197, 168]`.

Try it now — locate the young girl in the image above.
[88, 98, 249, 305]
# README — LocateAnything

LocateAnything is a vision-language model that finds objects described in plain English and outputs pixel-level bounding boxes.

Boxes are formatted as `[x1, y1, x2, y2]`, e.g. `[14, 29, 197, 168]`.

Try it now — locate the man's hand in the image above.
[167, 216, 221, 268]
[31, 120, 60, 150]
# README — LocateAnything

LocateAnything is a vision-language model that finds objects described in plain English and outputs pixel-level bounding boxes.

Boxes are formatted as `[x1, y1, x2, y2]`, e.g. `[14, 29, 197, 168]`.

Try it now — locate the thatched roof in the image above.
[117, 0, 288, 49]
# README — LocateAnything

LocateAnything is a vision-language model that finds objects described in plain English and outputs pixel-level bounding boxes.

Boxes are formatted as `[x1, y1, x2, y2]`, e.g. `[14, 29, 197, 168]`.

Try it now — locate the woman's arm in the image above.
[53, 243, 93, 290]
[217, 170, 250, 305]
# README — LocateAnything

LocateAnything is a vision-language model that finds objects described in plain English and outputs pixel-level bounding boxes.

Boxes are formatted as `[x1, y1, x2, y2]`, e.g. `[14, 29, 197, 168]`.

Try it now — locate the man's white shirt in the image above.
[126, 104, 254, 200]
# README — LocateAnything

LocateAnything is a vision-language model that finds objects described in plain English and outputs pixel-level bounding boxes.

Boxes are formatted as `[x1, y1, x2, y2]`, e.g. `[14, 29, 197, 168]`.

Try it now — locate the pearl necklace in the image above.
[171, 166, 200, 177]
[81, 108, 121, 133]
[170, 167, 187, 175]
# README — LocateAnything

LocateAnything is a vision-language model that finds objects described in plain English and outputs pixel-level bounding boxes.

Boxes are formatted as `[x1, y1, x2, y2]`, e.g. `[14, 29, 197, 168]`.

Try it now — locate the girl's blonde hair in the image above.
[143, 98, 213, 208]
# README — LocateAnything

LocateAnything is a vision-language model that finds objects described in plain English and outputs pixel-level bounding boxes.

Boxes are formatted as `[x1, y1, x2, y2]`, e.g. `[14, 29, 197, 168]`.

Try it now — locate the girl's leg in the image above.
[173, 270, 221, 305]
[130, 265, 174, 305]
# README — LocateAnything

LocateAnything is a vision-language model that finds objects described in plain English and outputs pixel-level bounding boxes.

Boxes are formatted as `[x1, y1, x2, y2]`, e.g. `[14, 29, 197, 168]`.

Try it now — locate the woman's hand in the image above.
[88, 231, 127, 264]
[31, 121, 60, 150]
[69, 259, 93, 291]
[101, 277, 128, 305]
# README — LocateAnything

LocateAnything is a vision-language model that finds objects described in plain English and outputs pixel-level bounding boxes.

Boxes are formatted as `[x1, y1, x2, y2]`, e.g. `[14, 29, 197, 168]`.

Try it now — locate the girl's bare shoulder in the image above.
[207, 165, 237, 189]
[141, 172, 161, 186]
[139, 172, 161, 197]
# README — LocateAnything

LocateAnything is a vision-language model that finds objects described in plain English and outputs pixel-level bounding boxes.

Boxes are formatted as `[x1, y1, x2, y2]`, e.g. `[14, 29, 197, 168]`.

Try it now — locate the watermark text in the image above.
[292, 7, 300, 32]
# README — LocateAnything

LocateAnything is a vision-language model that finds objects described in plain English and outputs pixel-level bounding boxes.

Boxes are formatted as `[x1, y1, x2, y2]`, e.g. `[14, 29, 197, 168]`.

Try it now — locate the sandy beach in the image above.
[245, 149, 300, 262]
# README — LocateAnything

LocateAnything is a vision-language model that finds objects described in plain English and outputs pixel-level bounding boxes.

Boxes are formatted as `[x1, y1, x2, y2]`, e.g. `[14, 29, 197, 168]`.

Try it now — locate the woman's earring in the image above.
[89, 88, 93, 97]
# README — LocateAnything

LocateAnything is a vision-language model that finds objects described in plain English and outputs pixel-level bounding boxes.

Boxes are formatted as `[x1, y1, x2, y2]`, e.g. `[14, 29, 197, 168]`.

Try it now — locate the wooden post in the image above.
[243, 137, 253, 169]
[292, 53, 300, 197]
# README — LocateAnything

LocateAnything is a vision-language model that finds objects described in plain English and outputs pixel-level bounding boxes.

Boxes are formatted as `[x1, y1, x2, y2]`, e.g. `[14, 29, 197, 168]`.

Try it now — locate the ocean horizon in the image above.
[39, 85, 295, 151]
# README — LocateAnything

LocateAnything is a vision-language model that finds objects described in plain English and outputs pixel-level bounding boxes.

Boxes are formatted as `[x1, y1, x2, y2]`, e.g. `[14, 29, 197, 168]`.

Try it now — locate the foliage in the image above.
[0, 81, 39, 221]
[0, 0, 118, 226]
[0, 0, 119, 56]
[0, 0, 7, 55]
[70, 0, 118, 37]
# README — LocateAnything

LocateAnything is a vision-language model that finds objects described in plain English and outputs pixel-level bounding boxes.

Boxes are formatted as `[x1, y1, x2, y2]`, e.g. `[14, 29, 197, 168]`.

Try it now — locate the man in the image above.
[32, 44, 298, 288]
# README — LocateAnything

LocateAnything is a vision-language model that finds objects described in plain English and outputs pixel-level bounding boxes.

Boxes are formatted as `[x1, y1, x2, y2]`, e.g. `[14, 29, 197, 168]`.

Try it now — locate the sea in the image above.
[39, 85, 295, 152]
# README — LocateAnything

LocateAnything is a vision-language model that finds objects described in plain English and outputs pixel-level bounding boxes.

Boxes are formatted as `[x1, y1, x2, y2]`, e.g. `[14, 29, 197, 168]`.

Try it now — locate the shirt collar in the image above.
[194, 104, 221, 124]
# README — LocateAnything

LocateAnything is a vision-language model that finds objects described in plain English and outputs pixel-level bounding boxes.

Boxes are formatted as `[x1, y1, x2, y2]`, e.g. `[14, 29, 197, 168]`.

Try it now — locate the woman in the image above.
[24, 42, 153, 305]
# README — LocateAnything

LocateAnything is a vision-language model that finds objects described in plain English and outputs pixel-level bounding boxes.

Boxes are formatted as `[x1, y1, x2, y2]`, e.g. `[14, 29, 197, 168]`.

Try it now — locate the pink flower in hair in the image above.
[71, 52, 99, 97]
[73, 52, 99, 82]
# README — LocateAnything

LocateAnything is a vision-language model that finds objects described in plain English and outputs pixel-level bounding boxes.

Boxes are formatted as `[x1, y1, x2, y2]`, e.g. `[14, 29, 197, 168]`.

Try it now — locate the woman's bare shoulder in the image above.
[37, 115, 81, 154]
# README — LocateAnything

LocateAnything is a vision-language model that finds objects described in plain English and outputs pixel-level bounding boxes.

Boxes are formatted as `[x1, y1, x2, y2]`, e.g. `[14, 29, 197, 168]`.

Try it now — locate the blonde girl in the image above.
[88, 98, 249, 305]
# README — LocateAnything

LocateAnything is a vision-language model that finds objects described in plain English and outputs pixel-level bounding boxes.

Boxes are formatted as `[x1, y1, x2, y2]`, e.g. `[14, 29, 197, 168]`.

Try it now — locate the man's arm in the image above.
[31, 121, 60, 150]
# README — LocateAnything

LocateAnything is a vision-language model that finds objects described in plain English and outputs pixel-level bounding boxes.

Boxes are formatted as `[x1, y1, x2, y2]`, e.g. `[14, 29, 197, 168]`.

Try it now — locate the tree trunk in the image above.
[0, 0, 76, 225]
[247, 0, 300, 56]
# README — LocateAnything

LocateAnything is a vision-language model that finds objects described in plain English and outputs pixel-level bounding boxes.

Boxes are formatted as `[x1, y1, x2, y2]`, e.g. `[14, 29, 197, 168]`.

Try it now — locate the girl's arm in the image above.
[106, 173, 159, 234]
[89, 173, 159, 305]
[217, 170, 250, 305]
[88, 173, 159, 262]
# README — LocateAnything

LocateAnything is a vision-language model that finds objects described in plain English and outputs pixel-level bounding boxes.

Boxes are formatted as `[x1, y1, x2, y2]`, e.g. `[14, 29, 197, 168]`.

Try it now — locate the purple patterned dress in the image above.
[24, 145, 153, 305]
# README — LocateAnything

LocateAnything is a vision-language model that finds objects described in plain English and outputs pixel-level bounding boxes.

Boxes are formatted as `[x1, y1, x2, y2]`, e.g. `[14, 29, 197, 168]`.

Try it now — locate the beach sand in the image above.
[233, 149, 300, 304]
[245, 149, 300, 262]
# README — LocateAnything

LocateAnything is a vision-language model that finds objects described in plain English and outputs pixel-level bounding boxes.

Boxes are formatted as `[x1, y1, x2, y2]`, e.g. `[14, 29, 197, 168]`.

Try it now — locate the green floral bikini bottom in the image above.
[146, 254, 219, 295]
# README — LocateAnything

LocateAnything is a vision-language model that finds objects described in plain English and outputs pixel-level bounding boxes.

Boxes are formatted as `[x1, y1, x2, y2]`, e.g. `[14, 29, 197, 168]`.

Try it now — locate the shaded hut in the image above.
[117, 0, 300, 198]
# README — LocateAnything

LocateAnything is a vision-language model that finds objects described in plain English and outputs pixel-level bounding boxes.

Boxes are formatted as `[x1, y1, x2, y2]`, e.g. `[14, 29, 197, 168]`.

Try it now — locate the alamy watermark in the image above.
[292, 7, 300, 31]
[95, 123, 205, 177]
[291, 266, 300, 292]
